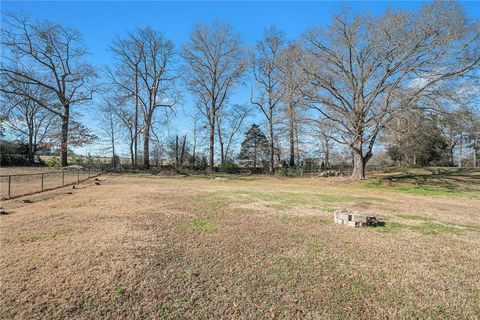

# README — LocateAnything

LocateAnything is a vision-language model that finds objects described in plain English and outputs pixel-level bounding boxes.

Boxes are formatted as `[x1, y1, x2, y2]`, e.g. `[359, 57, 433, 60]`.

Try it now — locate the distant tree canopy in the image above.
[238, 124, 269, 169]
[0, 140, 30, 165]
[0, 2, 478, 177]
[385, 112, 449, 166]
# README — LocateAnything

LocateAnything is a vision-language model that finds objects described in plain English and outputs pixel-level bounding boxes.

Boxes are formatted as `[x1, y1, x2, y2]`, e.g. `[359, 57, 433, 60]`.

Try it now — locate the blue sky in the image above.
[2, 1, 479, 156]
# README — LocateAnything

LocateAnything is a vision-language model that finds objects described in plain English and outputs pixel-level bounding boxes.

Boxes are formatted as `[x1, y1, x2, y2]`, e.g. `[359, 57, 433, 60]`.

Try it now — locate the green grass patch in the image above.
[187, 219, 219, 233]
[397, 214, 434, 221]
[375, 221, 465, 235]
[364, 168, 480, 198]
[115, 285, 125, 295]
[410, 222, 465, 235]
[274, 215, 328, 225]
[364, 178, 478, 197]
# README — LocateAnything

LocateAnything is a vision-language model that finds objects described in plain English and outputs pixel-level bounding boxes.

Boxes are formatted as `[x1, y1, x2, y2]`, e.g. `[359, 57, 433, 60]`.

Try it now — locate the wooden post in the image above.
[8, 175, 11, 198]
[77, 169, 80, 182]
[88, 168, 91, 178]
[62, 171, 65, 186]
[41, 173, 44, 191]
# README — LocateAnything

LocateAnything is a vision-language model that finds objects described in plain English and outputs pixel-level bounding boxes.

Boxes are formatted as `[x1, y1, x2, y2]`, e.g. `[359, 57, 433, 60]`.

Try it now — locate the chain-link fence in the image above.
[0, 168, 105, 199]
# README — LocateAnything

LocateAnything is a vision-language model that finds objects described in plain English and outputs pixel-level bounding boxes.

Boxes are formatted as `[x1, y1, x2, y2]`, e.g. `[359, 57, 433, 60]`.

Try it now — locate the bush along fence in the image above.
[0, 168, 105, 200]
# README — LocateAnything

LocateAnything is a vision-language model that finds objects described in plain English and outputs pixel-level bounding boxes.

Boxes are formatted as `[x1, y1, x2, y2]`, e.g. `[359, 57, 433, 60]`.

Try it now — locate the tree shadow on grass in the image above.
[379, 168, 480, 192]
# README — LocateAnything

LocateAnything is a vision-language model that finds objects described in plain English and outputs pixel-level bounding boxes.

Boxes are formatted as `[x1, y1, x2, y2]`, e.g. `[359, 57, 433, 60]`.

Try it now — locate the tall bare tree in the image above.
[182, 21, 248, 173]
[1, 13, 97, 167]
[108, 27, 177, 169]
[109, 34, 144, 167]
[279, 42, 308, 167]
[303, 2, 480, 179]
[251, 26, 286, 174]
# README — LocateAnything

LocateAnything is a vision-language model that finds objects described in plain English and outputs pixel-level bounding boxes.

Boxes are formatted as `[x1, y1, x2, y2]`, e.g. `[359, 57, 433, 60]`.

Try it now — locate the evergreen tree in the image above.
[238, 124, 269, 168]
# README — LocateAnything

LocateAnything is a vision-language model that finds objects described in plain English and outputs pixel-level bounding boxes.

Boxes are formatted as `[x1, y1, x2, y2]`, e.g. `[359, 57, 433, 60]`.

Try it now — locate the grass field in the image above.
[1, 168, 479, 319]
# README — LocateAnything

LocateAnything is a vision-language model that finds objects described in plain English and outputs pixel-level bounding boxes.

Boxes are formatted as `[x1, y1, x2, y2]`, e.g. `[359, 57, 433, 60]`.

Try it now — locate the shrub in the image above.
[46, 156, 60, 168]
[217, 162, 240, 174]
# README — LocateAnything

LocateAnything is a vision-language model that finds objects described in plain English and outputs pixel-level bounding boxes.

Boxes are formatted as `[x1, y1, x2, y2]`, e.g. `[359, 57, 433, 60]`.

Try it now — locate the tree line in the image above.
[1, 1, 479, 179]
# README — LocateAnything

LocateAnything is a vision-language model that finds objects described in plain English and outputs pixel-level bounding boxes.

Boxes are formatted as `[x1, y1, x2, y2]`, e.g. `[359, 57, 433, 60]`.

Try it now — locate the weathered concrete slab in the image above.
[333, 209, 379, 228]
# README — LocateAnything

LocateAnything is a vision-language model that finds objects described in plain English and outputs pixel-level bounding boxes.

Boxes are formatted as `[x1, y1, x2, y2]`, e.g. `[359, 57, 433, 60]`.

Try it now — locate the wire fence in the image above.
[0, 168, 105, 200]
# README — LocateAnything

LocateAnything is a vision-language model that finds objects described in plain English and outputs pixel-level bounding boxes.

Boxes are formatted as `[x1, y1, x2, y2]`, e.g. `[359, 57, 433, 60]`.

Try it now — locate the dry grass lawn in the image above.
[1, 171, 479, 319]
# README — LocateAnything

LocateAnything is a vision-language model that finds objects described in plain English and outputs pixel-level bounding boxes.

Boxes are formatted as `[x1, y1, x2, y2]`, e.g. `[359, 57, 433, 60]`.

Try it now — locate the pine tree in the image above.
[238, 124, 269, 169]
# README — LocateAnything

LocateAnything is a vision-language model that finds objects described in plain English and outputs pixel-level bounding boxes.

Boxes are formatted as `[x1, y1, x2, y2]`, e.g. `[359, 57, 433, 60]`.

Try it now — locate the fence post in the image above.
[88, 168, 91, 178]
[41, 173, 44, 191]
[62, 171, 65, 186]
[77, 169, 80, 182]
[8, 175, 11, 198]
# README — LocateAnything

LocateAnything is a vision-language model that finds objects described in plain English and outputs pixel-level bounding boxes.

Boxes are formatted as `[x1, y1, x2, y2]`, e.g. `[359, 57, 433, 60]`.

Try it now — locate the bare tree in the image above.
[108, 27, 177, 169]
[188, 113, 202, 168]
[303, 2, 480, 179]
[182, 21, 248, 173]
[112, 95, 144, 168]
[279, 42, 308, 167]
[109, 35, 144, 167]
[98, 98, 123, 170]
[1, 13, 97, 167]
[1, 84, 55, 164]
[251, 26, 286, 174]
[216, 104, 250, 164]
[174, 134, 187, 169]
[309, 118, 336, 168]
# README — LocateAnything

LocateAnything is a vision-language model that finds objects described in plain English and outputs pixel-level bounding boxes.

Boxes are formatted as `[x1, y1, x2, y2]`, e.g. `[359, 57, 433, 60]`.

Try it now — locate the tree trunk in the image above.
[27, 132, 34, 165]
[180, 135, 186, 168]
[253, 139, 257, 170]
[60, 105, 70, 167]
[129, 140, 135, 169]
[218, 125, 225, 165]
[143, 126, 150, 169]
[134, 68, 139, 168]
[288, 105, 295, 167]
[289, 126, 295, 167]
[474, 136, 478, 168]
[192, 143, 196, 168]
[268, 109, 275, 175]
[458, 135, 463, 168]
[208, 118, 215, 173]
[350, 139, 369, 180]
[175, 135, 179, 169]
[449, 147, 455, 167]
[295, 125, 300, 166]
[324, 137, 330, 168]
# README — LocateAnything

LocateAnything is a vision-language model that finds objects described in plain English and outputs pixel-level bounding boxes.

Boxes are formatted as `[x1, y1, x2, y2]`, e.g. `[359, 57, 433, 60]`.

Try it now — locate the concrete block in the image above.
[345, 221, 360, 227]
[334, 211, 351, 221]
[350, 214, 368, 223]
[334, 217, 344, 224]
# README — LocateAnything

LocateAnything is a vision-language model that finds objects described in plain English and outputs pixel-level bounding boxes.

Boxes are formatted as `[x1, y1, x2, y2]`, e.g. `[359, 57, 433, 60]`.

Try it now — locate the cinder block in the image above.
[334, 212, 350, 221]
[334, 218, 344, 224]
[350, 214, 368, 223]
[345, 221, 360, 227]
